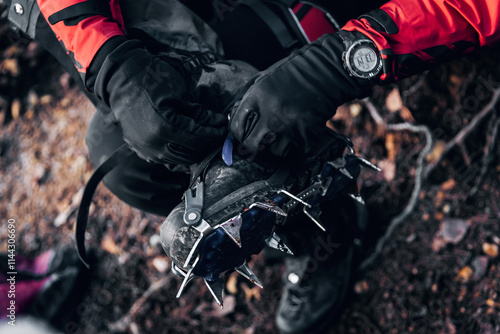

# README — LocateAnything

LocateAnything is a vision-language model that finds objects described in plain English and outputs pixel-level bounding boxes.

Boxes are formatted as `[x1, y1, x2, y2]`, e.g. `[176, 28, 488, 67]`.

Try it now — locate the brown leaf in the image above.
[378, 159, 396, 182]
[11, 98, 21, 120]
[400, 106, 416, 123]
[101, 235, 123, 255]
[482, 243, 498, 258]
[385, 133, 397, 161]
[440, 179, 456, 191]
[456, 266, 473, 283]
[226, 272, 238, 294]
[386, 88, 403, 113]
[426, 140, 447, 164]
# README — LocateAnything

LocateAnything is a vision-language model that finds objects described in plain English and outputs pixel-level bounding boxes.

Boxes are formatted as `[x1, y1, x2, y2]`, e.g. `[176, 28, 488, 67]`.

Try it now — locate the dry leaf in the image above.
[386, 88, 403, 112]
[456, 266, 473, 283]
[400, 106, 416, 123]
[441, 179, 456, 191]
[11, 98, 21, 120]
[1, 59, 20, 76]
[241, 284, 261, 301]
[354, 280, 369, 294]
[378, 159, 396, 182]
[426, 141, 446, 163]
[385, 133, 397, 161]
[482, 243, 498, 258]
[226, 272, 238, 294]
[349, 103, 362, 117]
[101, 235, 122, 255]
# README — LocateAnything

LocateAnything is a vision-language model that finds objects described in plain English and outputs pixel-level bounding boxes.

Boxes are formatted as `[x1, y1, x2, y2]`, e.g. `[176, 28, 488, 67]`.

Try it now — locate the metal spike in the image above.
[183, 233, 203, 268]
[176, 257, 199, 298]
[235, 261, 263, 289]
[220, 214, 243, 248]
[328, 158, 353, 179]
[204, 276, 225, 308]
[303, 206, 326, 232]
[249, 202, 287, 216]
[266, 233, 294, 255]
[348, 193, 365, 205]
[354, 156, 382, 172]
[278, 189, 312, 208]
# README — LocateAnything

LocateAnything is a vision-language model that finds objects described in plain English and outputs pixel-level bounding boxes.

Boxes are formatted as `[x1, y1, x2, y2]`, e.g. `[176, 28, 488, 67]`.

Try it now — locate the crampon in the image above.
[160, 130, 380, 308]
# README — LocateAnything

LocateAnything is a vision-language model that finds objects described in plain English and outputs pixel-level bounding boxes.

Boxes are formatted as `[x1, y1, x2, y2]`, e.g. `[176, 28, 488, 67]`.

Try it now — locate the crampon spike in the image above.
[266, 233, 294, 255]
[204, 276, 225, 308]
[176, 257, 199, 298]
[235, 261, 263, 289]
[220, 214, 243, 248]
[249, 202, 287, 216]
[348, 193, 365, 205]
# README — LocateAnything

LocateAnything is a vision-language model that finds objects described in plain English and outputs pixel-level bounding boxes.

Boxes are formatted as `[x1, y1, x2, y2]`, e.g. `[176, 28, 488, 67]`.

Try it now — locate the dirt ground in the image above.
[0, 16, 499, 334]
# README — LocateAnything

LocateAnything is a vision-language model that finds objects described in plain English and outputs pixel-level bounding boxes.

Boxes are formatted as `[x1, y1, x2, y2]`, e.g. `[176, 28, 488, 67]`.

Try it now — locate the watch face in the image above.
[352, 47, 378, 73]
[345, 40, 382, 79]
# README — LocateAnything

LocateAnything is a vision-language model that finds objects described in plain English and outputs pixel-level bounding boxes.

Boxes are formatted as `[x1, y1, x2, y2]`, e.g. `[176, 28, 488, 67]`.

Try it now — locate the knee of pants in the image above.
[85, 110, 189, 216]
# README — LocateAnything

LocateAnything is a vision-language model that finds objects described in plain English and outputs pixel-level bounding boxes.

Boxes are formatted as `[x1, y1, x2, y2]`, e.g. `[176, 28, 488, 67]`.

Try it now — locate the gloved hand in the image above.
[229, 31, 380, 159]
[93, 44, 258, 165]
[37, 0, 254, 165]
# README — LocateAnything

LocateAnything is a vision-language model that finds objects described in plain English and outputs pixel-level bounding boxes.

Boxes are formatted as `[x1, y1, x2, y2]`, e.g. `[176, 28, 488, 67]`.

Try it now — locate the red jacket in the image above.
[342, 0, 500, 81]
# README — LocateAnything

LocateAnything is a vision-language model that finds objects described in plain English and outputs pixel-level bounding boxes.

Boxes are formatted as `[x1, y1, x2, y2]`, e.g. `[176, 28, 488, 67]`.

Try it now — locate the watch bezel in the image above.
[343, 39, 382, 80]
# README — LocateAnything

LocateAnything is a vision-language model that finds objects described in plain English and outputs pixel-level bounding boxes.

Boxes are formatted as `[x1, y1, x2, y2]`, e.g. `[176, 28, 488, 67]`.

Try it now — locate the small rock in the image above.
[152, 257, 169, 273]
[471, 256, 489, 280]
[149, 234, 161, 248]
[27, 90, 39, 107]
[482, 243, 498, 258]
[431, 218, 469, 252]
[214, 295, 236, 316]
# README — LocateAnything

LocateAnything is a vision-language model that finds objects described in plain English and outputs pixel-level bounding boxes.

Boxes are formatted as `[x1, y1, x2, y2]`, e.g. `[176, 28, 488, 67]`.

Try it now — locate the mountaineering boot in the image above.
[275, 199, 367, 334]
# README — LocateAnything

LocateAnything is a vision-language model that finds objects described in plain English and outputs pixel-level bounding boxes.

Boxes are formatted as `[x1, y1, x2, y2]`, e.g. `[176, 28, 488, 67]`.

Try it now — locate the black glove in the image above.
[229, 31, 379, 159]
[92, 40, 230, 165]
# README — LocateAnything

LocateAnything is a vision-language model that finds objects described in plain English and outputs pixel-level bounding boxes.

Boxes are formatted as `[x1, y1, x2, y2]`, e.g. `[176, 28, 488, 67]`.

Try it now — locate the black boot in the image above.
[276, 199, 367, 334]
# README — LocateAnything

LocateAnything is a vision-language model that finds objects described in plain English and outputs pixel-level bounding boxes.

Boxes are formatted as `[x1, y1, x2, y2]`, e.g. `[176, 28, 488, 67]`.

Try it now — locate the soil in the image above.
[0, 15, 499, 334]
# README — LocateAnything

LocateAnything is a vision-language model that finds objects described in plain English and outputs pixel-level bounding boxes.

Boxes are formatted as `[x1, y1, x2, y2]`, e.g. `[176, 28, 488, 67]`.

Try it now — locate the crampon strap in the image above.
[76, 144, 134, 268]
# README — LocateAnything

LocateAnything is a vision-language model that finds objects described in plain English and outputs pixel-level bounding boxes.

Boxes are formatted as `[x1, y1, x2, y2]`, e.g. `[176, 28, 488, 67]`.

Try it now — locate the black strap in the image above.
[243, 0, 299, 52]
[188, 147, 222, 189]
[76, 144, 134, 268]
[48, 0, 112, 25]
[7, 0, 41, 39]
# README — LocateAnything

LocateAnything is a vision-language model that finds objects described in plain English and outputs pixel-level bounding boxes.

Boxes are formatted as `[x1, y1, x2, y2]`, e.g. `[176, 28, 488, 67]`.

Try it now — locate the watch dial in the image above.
[352, 47, 378, 73]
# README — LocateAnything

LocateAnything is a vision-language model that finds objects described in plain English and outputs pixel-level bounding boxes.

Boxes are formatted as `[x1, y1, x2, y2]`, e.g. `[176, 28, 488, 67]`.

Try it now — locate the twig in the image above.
[424, 87, 500, 178]
[108, 276, 171, 332]
[362, 98, 384, 126]
[358, 120, 434, 273]
[468, 117, 500, 197]
[402, 72, 428, 103]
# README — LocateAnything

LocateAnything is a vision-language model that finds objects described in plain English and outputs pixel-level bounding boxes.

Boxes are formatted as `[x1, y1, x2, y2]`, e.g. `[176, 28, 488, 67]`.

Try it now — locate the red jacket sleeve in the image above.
[342, 0, 500, 81]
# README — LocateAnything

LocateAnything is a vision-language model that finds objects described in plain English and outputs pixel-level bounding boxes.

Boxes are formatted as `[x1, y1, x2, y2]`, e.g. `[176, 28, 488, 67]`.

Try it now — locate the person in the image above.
[3, 0, 499, 333]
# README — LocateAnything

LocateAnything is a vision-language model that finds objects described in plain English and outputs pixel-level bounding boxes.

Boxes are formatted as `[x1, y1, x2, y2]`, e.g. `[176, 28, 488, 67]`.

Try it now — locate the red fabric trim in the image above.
[292, 3, 336, 43]
[37, 0, 125, 73]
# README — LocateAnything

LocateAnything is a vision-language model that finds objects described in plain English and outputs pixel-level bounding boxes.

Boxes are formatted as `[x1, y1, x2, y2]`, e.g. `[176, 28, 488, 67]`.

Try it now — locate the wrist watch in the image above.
[339, 31, 383, 80]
